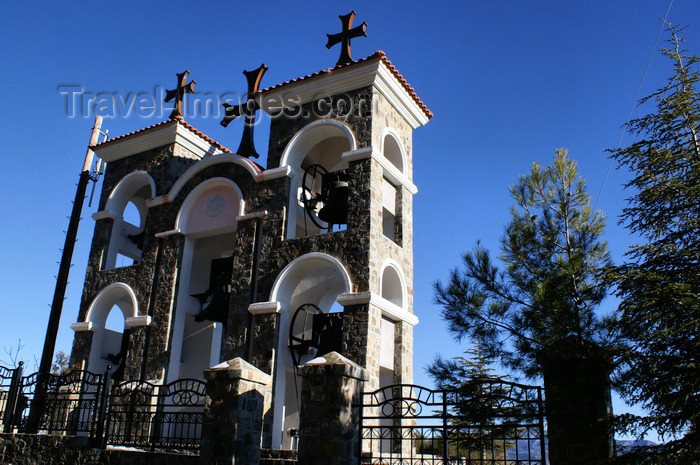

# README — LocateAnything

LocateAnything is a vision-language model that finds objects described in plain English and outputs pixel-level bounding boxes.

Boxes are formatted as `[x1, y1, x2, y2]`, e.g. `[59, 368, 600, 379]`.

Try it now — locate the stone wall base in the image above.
[0, 433, 198, 465]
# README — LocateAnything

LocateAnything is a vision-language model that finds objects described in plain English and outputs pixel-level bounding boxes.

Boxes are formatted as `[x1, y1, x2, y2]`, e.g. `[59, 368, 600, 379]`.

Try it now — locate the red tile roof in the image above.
[92, 116, 232, 153]
[259, 51, 432, 120]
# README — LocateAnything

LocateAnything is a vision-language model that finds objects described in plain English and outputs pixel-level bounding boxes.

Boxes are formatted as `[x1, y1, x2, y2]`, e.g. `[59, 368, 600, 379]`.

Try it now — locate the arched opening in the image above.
[269, 253, 351, 449]
[84, 283, 137, 376]
[103, 172, 154, 269]
[281, 121, 355, 239]
[380, 263, 405, 309]
[167, 178, 244, 381]
[382, 132, 405, 174]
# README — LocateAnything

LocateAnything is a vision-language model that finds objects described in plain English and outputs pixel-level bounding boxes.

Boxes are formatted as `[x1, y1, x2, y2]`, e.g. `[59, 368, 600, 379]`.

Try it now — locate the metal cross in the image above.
[164, 70, 196, 119]
[326, 11, 367, 66]
[221, 64, 268, 159]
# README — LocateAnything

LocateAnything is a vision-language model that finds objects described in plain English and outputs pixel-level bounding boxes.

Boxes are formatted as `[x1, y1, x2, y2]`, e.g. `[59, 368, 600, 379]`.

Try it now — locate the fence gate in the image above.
[359, 381, 546, 465]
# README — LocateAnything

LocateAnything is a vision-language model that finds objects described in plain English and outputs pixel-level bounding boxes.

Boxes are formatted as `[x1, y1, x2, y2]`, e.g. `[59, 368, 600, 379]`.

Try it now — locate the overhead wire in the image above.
[593, 0, 674, 210]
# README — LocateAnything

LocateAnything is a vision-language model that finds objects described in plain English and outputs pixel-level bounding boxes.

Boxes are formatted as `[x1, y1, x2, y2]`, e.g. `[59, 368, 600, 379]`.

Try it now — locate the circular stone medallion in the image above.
[206, 194, 226, 217]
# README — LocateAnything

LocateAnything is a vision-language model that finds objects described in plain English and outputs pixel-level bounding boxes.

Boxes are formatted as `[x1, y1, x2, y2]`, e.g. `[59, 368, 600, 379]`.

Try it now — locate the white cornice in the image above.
[237, 210, 268, 222]
[125, 315, 152, 327]
[341, 148, 418, 194]
[92, 211, 117, 221]
[374, 63, 430, 129]
[259, 60, 429, 129]
[336, 291, 419, 326]
[248, 301, 281, 315]
[93, 122, 227, 163]
[71, 321, 93, 332]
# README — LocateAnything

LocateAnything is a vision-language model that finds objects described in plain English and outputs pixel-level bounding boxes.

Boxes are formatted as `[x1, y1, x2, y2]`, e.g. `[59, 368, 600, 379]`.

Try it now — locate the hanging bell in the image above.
[318, 177, 348, 225]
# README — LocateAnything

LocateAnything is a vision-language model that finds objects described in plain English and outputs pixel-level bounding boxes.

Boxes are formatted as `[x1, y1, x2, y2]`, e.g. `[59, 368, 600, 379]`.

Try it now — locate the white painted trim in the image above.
[260, 60, 379, 115]
[336, 291, 371, 305]
[269, 252, 353, 302]
[380, 128, 407, 175]
[146, 155, 260, 207]
[92, 211, 117, 221]
[125, 315, 152, 327]
[71, 321, 93, 332]
[340, 147, 373, 162]
[173, 177, 245, 235]
[259, 59, 429, 129]
[93, 122, 227, 163]
[85, 282, 139, 323]
[257, 166, 293, 181]
[237, 210, 268, 222]
[248, 301, 281, 315]
[336, 291, 418, 326]
[374, 62, 430, 129]
[279, 119, 357, 168]
[341, 148, 417, 194]
[154, 229, 180, 238]
[154, 209, 267, 238]
[379, 259, 407, 311]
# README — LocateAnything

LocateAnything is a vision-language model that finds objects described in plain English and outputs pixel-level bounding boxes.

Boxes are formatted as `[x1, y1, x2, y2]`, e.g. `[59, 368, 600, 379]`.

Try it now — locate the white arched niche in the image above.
[168, 178, 244, 382]
[103, 172, 155, 269]
[378, 260, 407, 423]
[268, 252, 351, 450]
[280, 120, 355, 239]
[379, 260, 406, 310]
[381, 129, 406, 175]
[82, 283, 138, 375]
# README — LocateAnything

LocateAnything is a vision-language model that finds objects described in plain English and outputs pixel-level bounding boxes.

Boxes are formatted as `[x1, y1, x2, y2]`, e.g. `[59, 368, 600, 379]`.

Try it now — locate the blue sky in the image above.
[1, 0, 699, 440]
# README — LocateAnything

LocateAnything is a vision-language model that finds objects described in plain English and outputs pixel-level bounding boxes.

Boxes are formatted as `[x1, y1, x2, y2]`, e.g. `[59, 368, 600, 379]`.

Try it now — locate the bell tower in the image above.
[248, 50, 431, 448]
[68, 15, 431, 453]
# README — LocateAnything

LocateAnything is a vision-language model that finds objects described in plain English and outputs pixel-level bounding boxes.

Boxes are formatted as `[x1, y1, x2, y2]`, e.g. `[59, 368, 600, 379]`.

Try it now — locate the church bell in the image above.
[318, 174, 348, 225]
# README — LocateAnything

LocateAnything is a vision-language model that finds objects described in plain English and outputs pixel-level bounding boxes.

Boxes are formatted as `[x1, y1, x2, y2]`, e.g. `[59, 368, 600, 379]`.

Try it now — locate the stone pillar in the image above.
[297, 352, 367, 465]
[538, 338, 613, 465]
[199, 357, 271, 465]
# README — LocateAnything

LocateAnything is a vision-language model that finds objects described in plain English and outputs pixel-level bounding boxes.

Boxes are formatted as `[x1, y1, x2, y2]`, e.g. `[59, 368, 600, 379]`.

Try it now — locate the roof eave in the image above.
[93, 121, 228, 163]
[259, 57, 430, 129]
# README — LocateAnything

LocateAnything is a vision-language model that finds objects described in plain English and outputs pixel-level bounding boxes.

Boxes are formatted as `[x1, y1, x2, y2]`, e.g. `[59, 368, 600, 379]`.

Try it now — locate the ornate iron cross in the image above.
[221, 64, 268, 159]
[326, 11, 367, 66]
[164, 70, 196, 119]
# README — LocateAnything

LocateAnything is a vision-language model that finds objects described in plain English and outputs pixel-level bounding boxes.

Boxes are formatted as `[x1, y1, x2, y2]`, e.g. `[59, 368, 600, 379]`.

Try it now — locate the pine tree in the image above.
[607, 25, 700, 459]
[434, 149, 616, 462]
[434, 149, 613, 376]
[428, 348, 514, 461]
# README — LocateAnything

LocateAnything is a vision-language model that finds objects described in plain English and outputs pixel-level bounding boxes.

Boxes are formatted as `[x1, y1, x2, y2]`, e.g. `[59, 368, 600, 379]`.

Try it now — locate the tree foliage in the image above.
[428, 348, 517, 459]
[434, 149, 613, 378]
[607, 25, 700, 447]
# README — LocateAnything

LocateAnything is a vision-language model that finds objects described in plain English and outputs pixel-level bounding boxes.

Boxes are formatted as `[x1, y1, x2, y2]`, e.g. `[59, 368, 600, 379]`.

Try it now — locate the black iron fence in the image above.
[0, 363, 205, 451]
[105, 378, 206, 450]
[359, 381, 547, 465]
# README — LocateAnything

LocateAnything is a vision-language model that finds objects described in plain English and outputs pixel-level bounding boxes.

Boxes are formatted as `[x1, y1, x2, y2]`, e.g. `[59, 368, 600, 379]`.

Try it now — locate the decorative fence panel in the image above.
[105, 378, 206, 450]
[5, 368, 107, 436]
[359, 381, 546, 465]
[0, 364, 205, 451]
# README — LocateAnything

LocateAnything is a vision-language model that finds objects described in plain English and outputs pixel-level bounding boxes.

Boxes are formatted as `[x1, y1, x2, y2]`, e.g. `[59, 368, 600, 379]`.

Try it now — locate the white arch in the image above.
[103, 171, 156, 219]
[162, 154, 260, 204]
[268, 252, 352, 449]
[269, 252, 352, 302]
[380, 128, 406, 175]
[174, 177, 245, 237]
[85, 282, 139, 325]
[379, 259, 407, 311]
[279, 119, 356, 169]
[83, 282, 139, 375]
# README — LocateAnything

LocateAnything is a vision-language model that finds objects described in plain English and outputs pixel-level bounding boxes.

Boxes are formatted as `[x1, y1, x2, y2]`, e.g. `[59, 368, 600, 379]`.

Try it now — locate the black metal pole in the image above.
[26, 171, 92, 432]
[26, 117, 103, 433]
